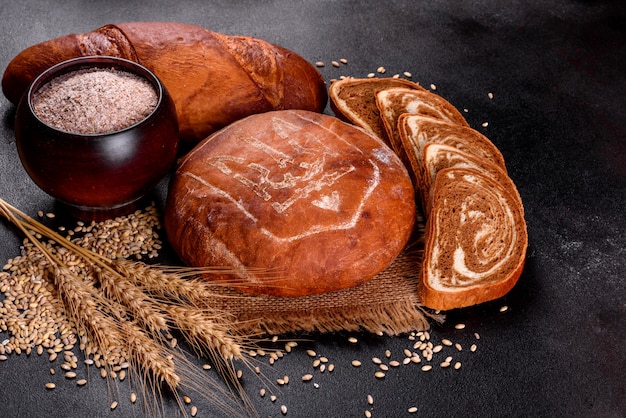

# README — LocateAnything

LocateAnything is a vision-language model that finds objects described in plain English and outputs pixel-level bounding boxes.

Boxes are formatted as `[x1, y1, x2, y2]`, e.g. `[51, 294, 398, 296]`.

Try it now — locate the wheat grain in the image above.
[0, 198, 255, 417]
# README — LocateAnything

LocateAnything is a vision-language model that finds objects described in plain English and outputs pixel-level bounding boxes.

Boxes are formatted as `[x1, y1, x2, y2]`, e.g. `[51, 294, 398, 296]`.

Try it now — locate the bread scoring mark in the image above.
[262, 160, 380, 242]
[208, 149, 356, 213]
[202, 114, 368, 215]
[183, 159, 381, 243]
[311, 190, 341, 212]
[272, 114, 303, 139]
[293, 112, 367, 154]
[242, 131, 296, 169]
[187, 214, 260, 282]
[185, 172, 260, 222]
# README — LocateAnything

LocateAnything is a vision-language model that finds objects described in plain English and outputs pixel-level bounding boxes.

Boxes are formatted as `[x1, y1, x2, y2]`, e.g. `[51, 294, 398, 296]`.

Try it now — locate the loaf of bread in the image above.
[164, 109, 416, 297]
[329, 77, 426, 146]
[2, 22, 328, 143]
[419, 167, 527, 310]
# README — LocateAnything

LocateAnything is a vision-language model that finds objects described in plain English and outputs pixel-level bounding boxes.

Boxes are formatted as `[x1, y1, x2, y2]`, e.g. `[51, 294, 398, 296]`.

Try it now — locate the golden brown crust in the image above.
[2, 34, 84, 104]
[2, 22, 327, 143]
[164, 110, 416, 297]
[419, 167, 527, 310]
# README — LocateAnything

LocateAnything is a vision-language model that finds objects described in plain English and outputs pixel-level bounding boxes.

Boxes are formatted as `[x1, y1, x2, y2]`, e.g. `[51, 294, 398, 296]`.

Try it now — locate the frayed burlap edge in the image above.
[210, 217, 444, 337]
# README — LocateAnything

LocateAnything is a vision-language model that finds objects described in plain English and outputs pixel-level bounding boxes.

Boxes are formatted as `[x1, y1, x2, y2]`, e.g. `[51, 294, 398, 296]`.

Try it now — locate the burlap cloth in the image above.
[211, 218, 443, 337]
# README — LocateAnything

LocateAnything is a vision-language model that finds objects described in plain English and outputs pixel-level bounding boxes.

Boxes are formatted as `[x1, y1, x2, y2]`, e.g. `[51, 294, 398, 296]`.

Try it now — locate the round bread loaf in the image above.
[164, 110, 416, 297]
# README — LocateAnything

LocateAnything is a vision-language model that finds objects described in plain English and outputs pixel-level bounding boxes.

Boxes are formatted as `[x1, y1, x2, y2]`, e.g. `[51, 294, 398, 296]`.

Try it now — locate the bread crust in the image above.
[164, 110, 416, 297]
[2, 22, 327, 143]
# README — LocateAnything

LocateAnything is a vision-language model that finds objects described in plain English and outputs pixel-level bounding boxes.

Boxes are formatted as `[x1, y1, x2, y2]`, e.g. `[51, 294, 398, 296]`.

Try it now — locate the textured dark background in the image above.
[1, 1, 625, 417]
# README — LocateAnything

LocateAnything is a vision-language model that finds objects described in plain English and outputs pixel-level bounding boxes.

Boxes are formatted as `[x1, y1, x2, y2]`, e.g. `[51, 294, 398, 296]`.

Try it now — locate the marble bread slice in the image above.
[329, 77, 426, 147]
[419, 167, 527, 310]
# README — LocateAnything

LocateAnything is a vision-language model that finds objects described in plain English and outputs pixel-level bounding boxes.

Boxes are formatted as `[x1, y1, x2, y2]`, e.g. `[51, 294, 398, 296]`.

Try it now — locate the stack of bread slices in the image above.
[330, 78, 528, 311]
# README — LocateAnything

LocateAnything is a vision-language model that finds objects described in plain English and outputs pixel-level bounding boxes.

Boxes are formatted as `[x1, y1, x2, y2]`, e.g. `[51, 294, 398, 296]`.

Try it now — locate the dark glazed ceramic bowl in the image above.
[14, 56, 179, 219]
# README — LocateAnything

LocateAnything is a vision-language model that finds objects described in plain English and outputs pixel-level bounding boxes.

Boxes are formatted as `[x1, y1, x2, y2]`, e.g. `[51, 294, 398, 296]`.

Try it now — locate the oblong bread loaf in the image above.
[419, 167, 527, 310]
[165, 110, 416, 297]
[329, 77, 426, 146]
[2, 22, 328, 144]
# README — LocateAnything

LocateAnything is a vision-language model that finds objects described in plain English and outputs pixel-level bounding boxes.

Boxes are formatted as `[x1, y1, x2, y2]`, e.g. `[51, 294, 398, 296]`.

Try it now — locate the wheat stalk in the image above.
[0, 198, 259, 417]
[96, 266, 170, 336]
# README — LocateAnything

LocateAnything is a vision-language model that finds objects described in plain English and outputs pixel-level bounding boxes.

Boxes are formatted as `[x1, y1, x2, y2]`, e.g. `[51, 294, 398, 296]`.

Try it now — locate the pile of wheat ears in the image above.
[0, 197, 265, 417]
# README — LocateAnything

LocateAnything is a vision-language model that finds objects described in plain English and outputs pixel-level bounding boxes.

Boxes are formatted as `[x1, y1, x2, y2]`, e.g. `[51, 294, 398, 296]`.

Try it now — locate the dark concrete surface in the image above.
[0, 1, 624, 417]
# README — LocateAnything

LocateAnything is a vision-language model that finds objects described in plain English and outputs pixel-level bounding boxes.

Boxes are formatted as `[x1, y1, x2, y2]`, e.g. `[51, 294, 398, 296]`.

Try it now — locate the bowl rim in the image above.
[26, 56, 166, 137]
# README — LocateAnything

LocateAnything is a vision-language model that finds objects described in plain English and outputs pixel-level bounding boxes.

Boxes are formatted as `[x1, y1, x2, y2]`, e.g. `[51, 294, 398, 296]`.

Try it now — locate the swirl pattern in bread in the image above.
[330, 79, 529, 310]
[329, 77, 426, 146]
[419, 167, 527, 310]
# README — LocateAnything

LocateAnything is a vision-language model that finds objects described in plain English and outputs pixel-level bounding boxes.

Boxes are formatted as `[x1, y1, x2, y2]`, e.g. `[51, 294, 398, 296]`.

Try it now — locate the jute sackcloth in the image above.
[210, 218, 443, 337]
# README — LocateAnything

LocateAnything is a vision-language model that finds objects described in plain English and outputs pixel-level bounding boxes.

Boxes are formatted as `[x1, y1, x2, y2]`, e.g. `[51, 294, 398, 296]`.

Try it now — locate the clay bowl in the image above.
[14, 56, 179, 219]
